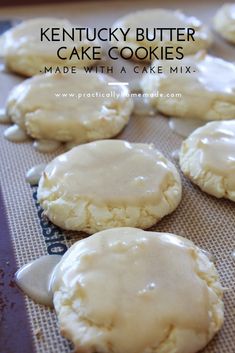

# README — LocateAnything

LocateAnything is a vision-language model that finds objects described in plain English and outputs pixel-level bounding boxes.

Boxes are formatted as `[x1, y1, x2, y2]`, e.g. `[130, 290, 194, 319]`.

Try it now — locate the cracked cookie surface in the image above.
[52, 227, 224, 353]
[0, 17, 99, 76]
[111, 9, 211, 62]
[37, 140, 182, 233]
[141, 53, 235, 121]
[214, 3, 235, 44]
[180, 120, 235, 201]
[6, 72, 133, 146]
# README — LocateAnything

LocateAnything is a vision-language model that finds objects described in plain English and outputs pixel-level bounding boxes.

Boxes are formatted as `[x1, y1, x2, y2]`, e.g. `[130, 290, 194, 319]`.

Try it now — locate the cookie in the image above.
[141, 52, 235, 121]
[111, 9, 211, 62]
[214, 3, 235, 44]
[0, 17, 98, 76]
[5, 72, 133, 148]
[37, 140, 182, 233]
[180, 120, 235, 201]
[52, 227, 224, 353]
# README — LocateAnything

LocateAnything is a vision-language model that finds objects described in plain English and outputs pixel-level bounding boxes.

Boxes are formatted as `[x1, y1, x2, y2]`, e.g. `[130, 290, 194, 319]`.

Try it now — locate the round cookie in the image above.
[214, 3, 235, 44]
[180, 120, 235, 201]
[111, 9, 211, 62]
[37, 140, 182, 234]
[6, 72, 133, 146]
[0, 17, 98, 76]
[141, 52, 235, 121]
[52, 227, 224, 353]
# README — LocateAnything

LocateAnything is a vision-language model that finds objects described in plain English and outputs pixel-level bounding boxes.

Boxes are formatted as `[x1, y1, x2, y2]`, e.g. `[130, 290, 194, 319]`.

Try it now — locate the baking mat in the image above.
[0, 1, 234, 353]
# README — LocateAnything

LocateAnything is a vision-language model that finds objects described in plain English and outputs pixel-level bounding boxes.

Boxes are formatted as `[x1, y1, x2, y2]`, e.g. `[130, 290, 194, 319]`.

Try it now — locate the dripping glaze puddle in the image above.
[33, 139, 61, 153]
[201, 249, 216, 263]
[0, 108, 11, 124]
[26, 164, 47, 185]
[3, 122, 77, 152]
[169, 117, 207, 138]
[171, 149, 180, 161]
[4, 124, 29, 142]
[132, 96, 156, 117]
[0, 62, 7, 73]
[15, 255, 62, 307]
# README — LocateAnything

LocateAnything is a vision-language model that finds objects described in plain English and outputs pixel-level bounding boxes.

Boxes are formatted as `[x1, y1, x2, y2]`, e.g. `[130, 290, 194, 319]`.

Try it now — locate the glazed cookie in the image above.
[111, 9, 211, 61]
[0, 17, 98, 76]
[141, 52, 235, 121]
[37, 140, 182, 233]
[5, 72, 133, 150]
[214, 3, 235, 44]
[180, 120, 235, 201]
[52, 227, 224, 353]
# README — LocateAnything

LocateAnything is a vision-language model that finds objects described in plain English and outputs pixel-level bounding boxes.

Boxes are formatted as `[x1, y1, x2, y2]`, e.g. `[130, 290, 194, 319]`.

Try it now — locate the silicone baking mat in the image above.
[0, 1, 234, 353]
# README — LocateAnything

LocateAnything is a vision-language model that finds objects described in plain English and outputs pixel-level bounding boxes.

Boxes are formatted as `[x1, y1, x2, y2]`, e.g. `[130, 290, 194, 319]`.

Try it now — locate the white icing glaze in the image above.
[0, 109, 11, 124]
[129, 79, 142, 93]
[132, 96, 156, 116]
[15, 255, 62, 306]
[226, 4, 235, 21]
[51, 228, 215, 353]
[201, 249, 216, 263]
[0, 62, 6, 72]
[33, 139, 61, 153]
[214, 4, 235, 45]
[15, 227, 223, 353]
[169, 118, 206, 137]
[4, 124, 28, 142]
[162, 53, 235, 95]
[123, 9, 200, 35]
[26, 164, 47, 185]
[171, 149, 180, 161]
[39, 140, 177, 206]
[112, 9, 209, 53]
[195, 54, 235, 94]
[194, 120, 235, 176]
[6, 72, 133, 144]
[142, 53, 235, 121]
[2, 18, 99, 68]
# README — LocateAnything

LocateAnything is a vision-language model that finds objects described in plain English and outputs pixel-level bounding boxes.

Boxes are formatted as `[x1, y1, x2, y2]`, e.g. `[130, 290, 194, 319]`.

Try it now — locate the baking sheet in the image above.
[0, 1, 234, 353]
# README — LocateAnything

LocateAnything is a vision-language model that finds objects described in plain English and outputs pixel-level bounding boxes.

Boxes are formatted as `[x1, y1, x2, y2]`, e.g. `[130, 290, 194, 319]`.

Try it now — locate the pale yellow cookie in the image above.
[52, 227, 224, 353]
[180, 120, 235, 201]
[0, 17, 98, 76]
[214, 3, 235, 44]
[141, 52, 235, 121]
[111, 9, 211, 62]
[6, 72, 133, 145]
[37, 140, 182, 234]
